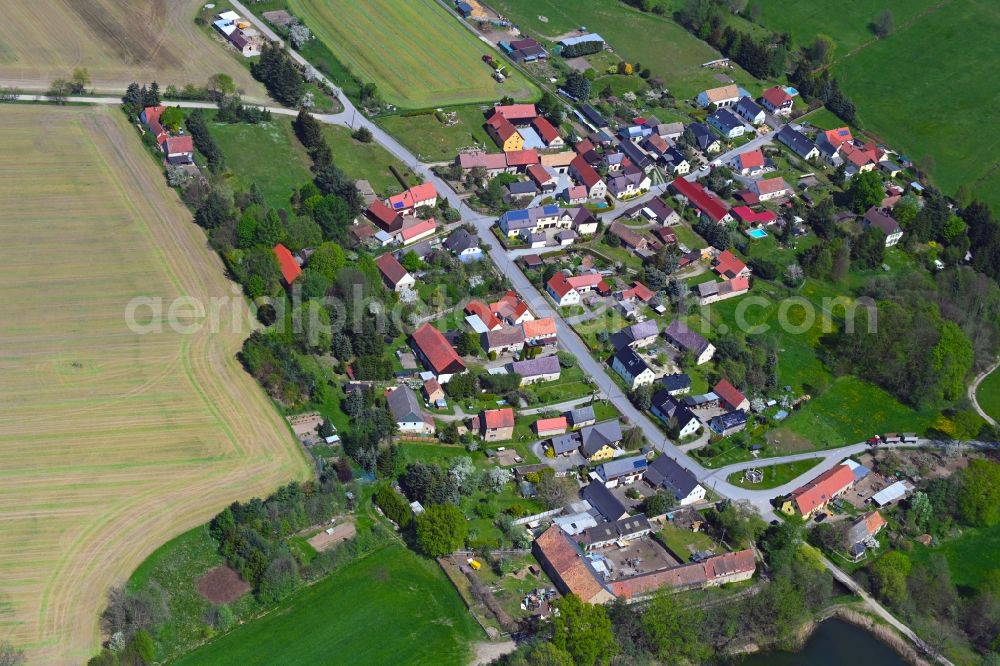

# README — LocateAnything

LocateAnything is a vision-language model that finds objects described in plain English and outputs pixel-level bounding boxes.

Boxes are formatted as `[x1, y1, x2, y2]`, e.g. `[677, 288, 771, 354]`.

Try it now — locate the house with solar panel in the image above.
[594, 455, 648, 488]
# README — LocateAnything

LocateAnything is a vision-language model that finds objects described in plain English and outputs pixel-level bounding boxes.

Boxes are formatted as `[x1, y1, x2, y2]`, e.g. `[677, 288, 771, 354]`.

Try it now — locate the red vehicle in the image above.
[867, 435, 882, 445]
[482, 54, 494, 64]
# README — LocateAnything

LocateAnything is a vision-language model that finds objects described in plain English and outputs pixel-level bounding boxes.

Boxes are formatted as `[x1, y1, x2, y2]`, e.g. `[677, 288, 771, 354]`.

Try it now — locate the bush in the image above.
[373, 484, 413, 527]
[415, 504, 468, 556]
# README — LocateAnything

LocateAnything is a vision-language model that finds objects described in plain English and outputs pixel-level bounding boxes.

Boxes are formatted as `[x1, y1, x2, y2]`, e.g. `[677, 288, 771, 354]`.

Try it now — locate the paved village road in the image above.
[968, 359, 999, 426]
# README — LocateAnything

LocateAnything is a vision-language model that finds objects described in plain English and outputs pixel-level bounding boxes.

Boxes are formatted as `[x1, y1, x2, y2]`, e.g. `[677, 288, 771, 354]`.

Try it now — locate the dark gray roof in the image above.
[580, 420, 623, 455]
[709, 108, 743, 132]
[552, 432, 579, 455]
[386, 386, 424, 423]
[776, 126, 817, 158]
[444, 228, 480, 253]
[583, 482, 628, 520]
[623, 319, 658, 343]
[659, 373, 691, 392]
[735, 96, 764, 118]
[620, 140, 652, 170]
[597, 455, 648, 480]
[583, 513, 651, 544]
[664, 320, 710, 355]
[581, 104, 607, 128]
[510, 354, 561, 378]
[644, 455, 701, 499]
[650, 390, 698, 428]
[568, 405, 596, 425]
[613, 347, 650, 378]
[710, 409, 747, 431]
[507, 181, 539, 195]
[863, 206, 901, 236]
[689, 123, 713, 151]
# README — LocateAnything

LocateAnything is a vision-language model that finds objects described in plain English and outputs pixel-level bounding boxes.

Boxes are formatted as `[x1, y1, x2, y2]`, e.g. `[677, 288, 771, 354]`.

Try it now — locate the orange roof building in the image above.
[522, 317, 557, 343]
[535, 416, 568, 436]
[386, 182, 437, 212]
[491, 103, 537, 121]
[411, 323, 466, 381]
[465, 300, 502, 331]
[532, 526, 614, 604]
[712, 250, 750, 279]
[273, 243, 301, 285]
[783, 464, 855, 517]
[490, 290, 533, 324]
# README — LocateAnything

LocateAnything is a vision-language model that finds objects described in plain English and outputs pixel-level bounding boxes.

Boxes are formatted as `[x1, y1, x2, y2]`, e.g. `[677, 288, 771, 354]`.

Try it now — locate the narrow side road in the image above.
[968, 359, 999, 426]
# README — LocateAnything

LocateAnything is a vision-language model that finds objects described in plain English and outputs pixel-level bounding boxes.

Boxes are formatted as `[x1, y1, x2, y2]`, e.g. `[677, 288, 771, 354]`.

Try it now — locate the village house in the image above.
[399, 217, 437, 245]
[656, 121, 685, 141]
[510, 355, 561, 385]
[583, 481, 629, 521]
[714, 379, 750, 412]
[863, 206, 904, 246]
[780, 464, 855, 518]
[483, 325, 526, 355]
[611, 347, 657, 389]
[422, 378, 446, 405]
[708, 108, 746, 139]
[411, 323, 466, 383]
[386, 183, 437, 213]
[732, 206, 778, 226]
[696, 84, 741, 109]
[570, 155, 607, 199]
[708, 409, 747, 437]
[162, 135, 194, 165]
[546, 272, 610, 307]
[531, 116, 564, 147]
[272, 243, 302, 286]
[846, 511, 887, 561]
[688, 123, 722, 153]
[457, 151, 511, 176]
[775, 126, 819, 161]
[670, 178, 732, 224]
[650, 391, 701, 439]
[582, 515, 652, 549]
[465, 300, 503, 332]
[505, 149, 541, 172]
[619, 140, 654, 173]
[498, 204, 566, 238]
[534, 416, 568, 437]
[487, 114, 525, 152]
[761, 86, 794, 115]
[527, 164, 558, 194]
[660, 373, 692, 396]
[735, 96, 766, 125]
[568, 405, 597, 429]
[366, 200, 404, 233]
[664, 320, 716, 364]
[491, 290, 534, 325]
[579, 420, 623, 461]
[816, 127, 854, 163]
[532, 526, 615, 605]
[443, 228, 482, 262]
[840, 141, 882, 173]
[541, 150, 577, 174]
[731, 149, 766, 177]
[660, 147, 691, 175]
[608, 169, 652, 199]
[385, 387, 434, 436]
[752, 177, 792, 201]
[522, 317, 558, 346]
[623, 198, 681, 227]
[612, 319, 659, 351]
[712, 250, 751, 280]
[644, 455, 705, 505]
[375, 253, 415, 292]
[474, 407, 515, 442]
[698, 277, 750, 305]
[595, 455, 649, 488]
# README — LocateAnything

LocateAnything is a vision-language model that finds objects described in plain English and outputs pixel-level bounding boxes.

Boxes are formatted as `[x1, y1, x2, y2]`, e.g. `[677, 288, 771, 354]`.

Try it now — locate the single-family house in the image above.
[775, 126, 819, 160]
[619, 140, 654, 173]
[611, 347, 656, 389]
[522, 317, 558, 346]
[761, 86, 793, 115]
[527, 164, 557, 193]
[650, 391, 701, 439]
[483, 325, 526, 355]
[863, 206, 903, 246]
[753, 177, 792, 201]
[465, 300, 503, 332]
[563, 185, 588, 205]
[840, 141, 882, 173]
[659, 373, 692, 396]
[644, 455, 705, 505]
[656, 122, 685, 141]
[735, 96, 766, 125]
[570, 207, 600, 235]
[376, 253, 415, 292]
[551, 432, 580, 456]
[273, 243, 302, 285]
[535, 416, 568, 437]
[595, 456, 649, 488]
[708, 409, 748, 437]
[162, 136, 194, 164]
[422, 378, 445, 404]
[570, 155, 607, 199]
[612, 319, 659, 351]
[708, 108, 745, 139]
[411, 323, 466, 383]
[780, 464, 855, 518]
[486, 114, 525, 152]
[139, 106, 169, 145]
[697, 84, 740, 109]
[510, 355, 561, 385]
[386, 183, 437, 213]
[688, 123, 722, 153]
[546, 272, 609, 306]
[580, 420, 623, 462]
[846, 511, 887, 560]
[491, 290, 534, 325]
[660, 147, 691, 175]
[816, 127, 853, 163]
[608, 170, 651, 199]
[643, 134, 670, 160]
[670, 178, 732, 224]
[569, 405, 597, 429]
[400, 217, 437, 245]
[443, 228, 482, 261]
[731, 149, 765, 177]
[386, 387, 434, 435]
[497, 204, 567, 237]
[732, 206, 778, 226]
[712, 250, 750, 279]
[616, 281, 656, 305]
[476, 407, 515, 442]
[714, 379, 749, 412]
[664, 320, 716, 364]
[698, 277, 750, 305]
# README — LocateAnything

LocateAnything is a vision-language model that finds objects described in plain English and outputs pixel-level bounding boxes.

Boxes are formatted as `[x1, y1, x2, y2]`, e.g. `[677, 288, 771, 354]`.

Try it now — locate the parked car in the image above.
[814, 512, 827, 523]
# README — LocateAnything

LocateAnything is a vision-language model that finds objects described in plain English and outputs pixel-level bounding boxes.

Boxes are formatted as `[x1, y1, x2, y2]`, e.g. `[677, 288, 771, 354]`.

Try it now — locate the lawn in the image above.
[174, 545, 480, 665]
[909, 522, 1000, 595]
[976, 366, 1000, 423]
[757, 0, 1000, 211]
[379, 106, 497, 162]
[726, 458, 822, 489]
[782, 376, 939, 447]
[0, 106, 310, 665]
[657, 524, 718, 560]
[208, 116, 313, 210]
[322, 124, 416, 196]
[288, 0, 537, 108]
[491, 0, 768, 99]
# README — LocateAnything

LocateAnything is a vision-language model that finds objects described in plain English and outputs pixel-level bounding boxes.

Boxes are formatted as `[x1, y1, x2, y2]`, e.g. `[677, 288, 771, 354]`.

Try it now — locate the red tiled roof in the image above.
[505, 149, 540, 166]
[484, 407, 515, 429]
[645, 134, 669, 154]
[522, 317, 557, 339]
[492, 103, 537, 121]
[738, 149, 765, 169]
[762, 86, 792, 107]
[534, 526, 609, 603]
[273, 244, 301, 284]
[532, 116, 561, 144]
[459, 152, 509, 170]
[465, 300, 502, 330]
[621, 281, 655, 303]
[713, 250, 747, 279]
[567, 273, 606, 290]
[367, 200, 402, 230]
[865, 511, 887, 535]
[790, 465, 855, 515]
[487, 114, 520, 141]
[754, 177, 790, 196]
[163, 135, 193, 154]
[732, 206, 777, 224]
[376, 253, 410, 287]
[142, 105, 166, 139]
[573, 138, 595, 155]
[547, 272, 575, 298]
[400, 217, 436, 242]
[841, 142, 879, 167]
[535, 416, 568, 433]
[671, 178, 729, 223]
[412, 323, 465, 375]
[822, 127, 853, 149]
[571, 155, 602, 189]
[387, 183, 437, 211]
[527, 163, 554, 186]
[713, 379, 747, 410]
[566, 185, 587, 200]
[610, 549, 755, 599]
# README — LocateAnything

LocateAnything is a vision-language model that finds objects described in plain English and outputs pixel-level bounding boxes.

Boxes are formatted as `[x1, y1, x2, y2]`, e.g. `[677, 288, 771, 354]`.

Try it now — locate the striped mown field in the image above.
[289, 0, 538, 108]
[0, 106, 311, 664]
[0, 0, 263, 96]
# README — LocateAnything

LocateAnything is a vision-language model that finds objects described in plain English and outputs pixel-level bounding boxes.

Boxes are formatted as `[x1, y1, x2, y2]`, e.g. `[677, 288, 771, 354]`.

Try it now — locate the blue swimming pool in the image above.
[747, 228, 768, 239]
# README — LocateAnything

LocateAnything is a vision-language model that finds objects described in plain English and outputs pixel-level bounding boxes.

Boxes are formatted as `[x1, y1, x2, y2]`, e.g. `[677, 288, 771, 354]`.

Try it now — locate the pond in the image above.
[734, 618, 908, 666]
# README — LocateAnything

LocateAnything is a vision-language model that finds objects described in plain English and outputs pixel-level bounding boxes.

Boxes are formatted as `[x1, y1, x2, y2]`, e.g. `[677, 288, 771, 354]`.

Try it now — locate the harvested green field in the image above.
[757, 0, 1000, 212]
[379, 106, 497, 161]
[209, 116, 313, 210]
[491, 0, 766, 99]
[726, 459, 822, 489]
[174, 544, 479, 666]
[289, 0, 537, 108]
[977, 367, 1000, 423]
[909, 522, 1000, 594]
[0, 106, 309, 665]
